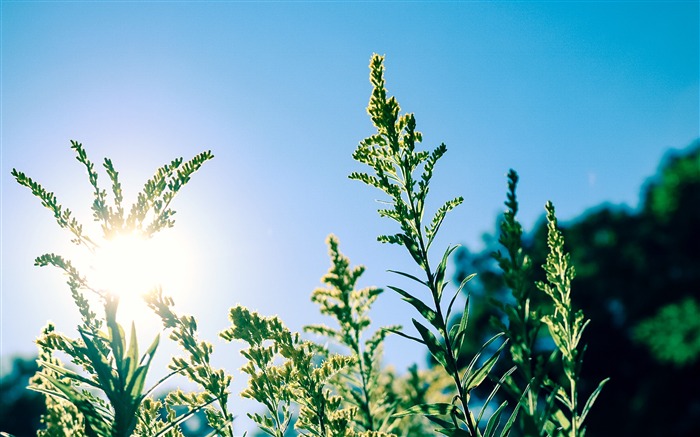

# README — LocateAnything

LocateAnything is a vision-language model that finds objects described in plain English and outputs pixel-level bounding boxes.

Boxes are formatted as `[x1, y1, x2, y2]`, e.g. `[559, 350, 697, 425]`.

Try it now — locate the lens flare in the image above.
[92, 231, 162, 298]
[82, 229, 191, 337]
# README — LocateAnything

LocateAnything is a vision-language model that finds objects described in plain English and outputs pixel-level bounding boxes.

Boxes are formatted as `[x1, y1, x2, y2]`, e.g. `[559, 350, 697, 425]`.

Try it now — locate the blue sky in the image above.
[1, 1, 698, 432]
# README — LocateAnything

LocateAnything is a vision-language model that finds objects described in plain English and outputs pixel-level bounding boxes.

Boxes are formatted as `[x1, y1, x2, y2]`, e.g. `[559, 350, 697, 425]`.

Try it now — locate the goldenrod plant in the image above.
[350, 54, 521, 436]
[491, 171, 549, 435]
[221, 239, 429, 437]
[304, 235, 401, 434]
[534, 203, 609, 437]
[493, 172, 609, 436]
[221, 305, 357, 437]
[7, 55, 608, 437]
[11, 142, 231, 436]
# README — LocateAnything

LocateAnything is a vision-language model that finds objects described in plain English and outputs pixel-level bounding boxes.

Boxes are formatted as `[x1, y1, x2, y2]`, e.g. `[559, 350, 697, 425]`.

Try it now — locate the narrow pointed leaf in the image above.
[456, 273, 477, 295]
[37, 360, 101, 390]
[399, 234, 426, 268]
[434, 245, 458, 300]
[499, 383, 530, 437]
[142, 334, 160, 365]
[388, 269, 429, 287]
[579, 377, 610, 426]
[464, 336, 508, 392]
[445, 288, 461, 324]
[387, 285, 438, 328]
[385, 327, 425, 345]
[483, 401, 508, 437]
[79, 330, 116, 395]
[425, 415, 455, 429]
[126, 322, 139, 377]
[393, 402, 454, 418]
[477, 366, 516, 425]
[454, 293, 472, 354]
[436, 428, 472, 437]
[412, 319, 448, 368]
[127, 366, 149, 400]
[462, 332, 504, 389]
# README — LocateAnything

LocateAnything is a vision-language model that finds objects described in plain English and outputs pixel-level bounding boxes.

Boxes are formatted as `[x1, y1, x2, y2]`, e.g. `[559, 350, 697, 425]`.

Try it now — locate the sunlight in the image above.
[93, 231, 162, 299]
[83, 229, 193, 333]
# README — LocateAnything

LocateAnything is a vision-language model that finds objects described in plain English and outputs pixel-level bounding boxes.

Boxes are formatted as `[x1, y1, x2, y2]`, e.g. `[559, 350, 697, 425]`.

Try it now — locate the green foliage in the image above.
[35, 302, 159, 436]
[146, 288, 235, 436]
[452, 141, 700, 437]
[634, 297, 700, 366]
[350, 56, 463, 256]
[7, 55, 615, 437]
[11, 143, 221, 436]
[220, 306, 297, 437]
[351, 54, 515, 437]
[534, 203, 609, 437]
[221, 305, 356, 437]
[647, 141, 700, 220]
[33, 328, 86, 437]
[491, 171, 557, 436]
[304, 235, 401, 434]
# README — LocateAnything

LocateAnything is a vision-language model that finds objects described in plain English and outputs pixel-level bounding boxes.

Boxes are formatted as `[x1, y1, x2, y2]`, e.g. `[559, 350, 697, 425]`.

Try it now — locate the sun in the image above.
[83, 229, 191, 332]
[93, 231, 162, 299]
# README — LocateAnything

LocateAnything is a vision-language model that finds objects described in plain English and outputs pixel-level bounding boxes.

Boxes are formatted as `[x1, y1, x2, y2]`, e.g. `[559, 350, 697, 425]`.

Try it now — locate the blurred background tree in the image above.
[0, 357, 45, 436]
[453, 140, 700, 436]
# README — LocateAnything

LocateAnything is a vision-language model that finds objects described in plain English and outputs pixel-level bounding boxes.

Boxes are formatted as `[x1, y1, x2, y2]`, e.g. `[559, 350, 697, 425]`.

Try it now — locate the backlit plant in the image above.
[7, 54, 607, 437]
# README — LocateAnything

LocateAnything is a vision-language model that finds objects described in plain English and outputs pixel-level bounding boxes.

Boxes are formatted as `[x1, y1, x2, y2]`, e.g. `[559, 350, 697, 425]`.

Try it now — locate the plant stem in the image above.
[353, 332, 375, 431]
[401, 155, 478, 435]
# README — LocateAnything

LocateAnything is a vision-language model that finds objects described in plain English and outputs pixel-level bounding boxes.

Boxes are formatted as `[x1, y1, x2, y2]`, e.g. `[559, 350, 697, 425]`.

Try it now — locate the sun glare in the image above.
[80, 229, 192, 333]
[93, 231, 166, 299]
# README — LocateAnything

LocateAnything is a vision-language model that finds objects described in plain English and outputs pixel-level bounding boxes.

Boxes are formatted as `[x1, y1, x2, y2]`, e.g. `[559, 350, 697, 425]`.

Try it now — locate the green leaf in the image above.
[579, 377, 610, 426]
[447, 273, 476, 327]
[477, 366, 516, 425]
[105, 298, 125, 367]
[393, 402, 455, 418]
[551, 408, 571, 431]
[387, 269, 429, 287]
[126, 322, 139, 377]
[127, 335, 159, 400]
[456, 273, 477, 295]
[37, 373, 112, 433]
[36, 360, 101, 390]
[483, 401, 508, 437]
[453, 293, 472, 356]
[387, 285, 438, 328]
[412, 319, 448, 368]
[499, 385, 528, 437]
[463, 334, 508, 392]
[435, 427, 472, 437]
[434, 245, 458, 300]
[399, 233, 425, 268]
[79, 330, 116, 396]
[384, 327, 424, 345]
[128, 366, 149, 401]
[425, 415, 456, 430]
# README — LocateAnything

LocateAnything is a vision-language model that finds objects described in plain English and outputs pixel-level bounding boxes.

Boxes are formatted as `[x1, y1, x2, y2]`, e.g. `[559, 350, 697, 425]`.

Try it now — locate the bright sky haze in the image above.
[1, 1, 698, 433]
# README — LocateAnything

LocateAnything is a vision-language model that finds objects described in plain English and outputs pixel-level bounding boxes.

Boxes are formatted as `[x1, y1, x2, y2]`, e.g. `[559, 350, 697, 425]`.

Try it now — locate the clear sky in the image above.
[1, 1, 698, 433]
